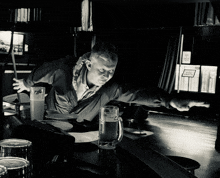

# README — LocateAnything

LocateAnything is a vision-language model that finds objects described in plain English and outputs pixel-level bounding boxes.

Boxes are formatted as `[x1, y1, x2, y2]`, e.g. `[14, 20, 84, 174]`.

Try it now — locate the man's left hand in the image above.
[170, 98, 210, 112]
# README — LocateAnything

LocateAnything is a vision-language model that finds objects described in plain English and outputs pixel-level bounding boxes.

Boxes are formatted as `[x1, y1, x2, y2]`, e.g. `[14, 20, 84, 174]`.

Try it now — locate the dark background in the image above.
[0, 0, 220, 94]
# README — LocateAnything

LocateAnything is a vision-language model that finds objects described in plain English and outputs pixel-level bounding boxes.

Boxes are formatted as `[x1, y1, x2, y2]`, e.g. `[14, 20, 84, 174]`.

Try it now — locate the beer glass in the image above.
[30, 87, 45, 121]
[98, 105, 123, 149]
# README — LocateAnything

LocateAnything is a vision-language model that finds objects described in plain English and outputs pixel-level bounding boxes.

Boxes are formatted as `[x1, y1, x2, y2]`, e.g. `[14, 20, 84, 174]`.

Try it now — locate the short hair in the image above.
[90, 42, 118, 62]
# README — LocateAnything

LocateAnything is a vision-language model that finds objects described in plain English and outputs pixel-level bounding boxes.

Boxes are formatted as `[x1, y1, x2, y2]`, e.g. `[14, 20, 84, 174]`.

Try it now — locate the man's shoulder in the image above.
[101, 80, 120, 91]
[57, 55, 78, 66]
[103, 80, 143, 92]
[44, 56, 77, 71]
[43, 54, 89, 73]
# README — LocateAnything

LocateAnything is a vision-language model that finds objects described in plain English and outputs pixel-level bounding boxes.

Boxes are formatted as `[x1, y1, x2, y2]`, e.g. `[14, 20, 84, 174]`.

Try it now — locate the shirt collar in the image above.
[75, 60, 101, 101]
[80, 65, 89, 90]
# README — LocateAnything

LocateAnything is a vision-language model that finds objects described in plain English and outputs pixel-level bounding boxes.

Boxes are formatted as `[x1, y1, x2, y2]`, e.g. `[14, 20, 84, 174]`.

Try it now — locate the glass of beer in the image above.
[30, 87, 45, 121]
[98, 105, 123, 150]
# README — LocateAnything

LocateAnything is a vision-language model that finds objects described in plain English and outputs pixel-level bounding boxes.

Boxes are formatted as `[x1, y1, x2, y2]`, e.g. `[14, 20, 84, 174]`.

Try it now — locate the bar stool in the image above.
[166, 155, 200, 175]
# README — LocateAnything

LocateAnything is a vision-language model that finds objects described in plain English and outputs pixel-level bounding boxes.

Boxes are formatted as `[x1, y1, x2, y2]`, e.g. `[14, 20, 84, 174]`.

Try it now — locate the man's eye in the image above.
[99, 69, 104, 73]
[109, 70, 114, 74]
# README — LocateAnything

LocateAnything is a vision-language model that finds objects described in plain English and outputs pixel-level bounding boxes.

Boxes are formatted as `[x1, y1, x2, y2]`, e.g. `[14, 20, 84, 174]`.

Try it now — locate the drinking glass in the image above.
[30, 87, 45, 121]
[98, 105, 123, 149]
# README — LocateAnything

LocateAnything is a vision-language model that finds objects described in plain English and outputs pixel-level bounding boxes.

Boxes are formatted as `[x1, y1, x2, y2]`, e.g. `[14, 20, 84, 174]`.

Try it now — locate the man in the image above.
[13, 41, 209, 123]
[11, 41, 210, 177]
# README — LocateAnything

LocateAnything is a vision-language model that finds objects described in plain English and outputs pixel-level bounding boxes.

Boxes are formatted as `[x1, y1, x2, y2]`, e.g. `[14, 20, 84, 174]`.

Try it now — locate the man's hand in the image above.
[170, 98, 210, 112]
[13, 78, 30, 93]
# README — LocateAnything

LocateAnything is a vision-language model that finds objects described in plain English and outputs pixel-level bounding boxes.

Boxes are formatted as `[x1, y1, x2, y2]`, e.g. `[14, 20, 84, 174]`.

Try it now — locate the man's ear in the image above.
[85, 60, 92, 71]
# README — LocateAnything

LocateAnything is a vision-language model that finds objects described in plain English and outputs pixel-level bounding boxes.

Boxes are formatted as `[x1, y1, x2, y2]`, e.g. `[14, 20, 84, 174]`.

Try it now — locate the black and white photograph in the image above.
[0, 0, 220, 178]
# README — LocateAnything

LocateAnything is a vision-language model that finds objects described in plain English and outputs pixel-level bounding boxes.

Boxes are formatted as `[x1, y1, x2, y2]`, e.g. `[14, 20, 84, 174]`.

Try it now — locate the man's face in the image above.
[86, 55, 118, 87]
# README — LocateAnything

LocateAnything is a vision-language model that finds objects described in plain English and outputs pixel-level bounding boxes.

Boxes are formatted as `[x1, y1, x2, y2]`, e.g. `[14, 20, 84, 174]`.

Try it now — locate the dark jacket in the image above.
[24, 55, 172, 122]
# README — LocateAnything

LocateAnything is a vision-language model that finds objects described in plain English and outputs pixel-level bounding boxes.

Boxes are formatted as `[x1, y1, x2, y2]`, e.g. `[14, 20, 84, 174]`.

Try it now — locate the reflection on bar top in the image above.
[0, 62, 36, 66]
[5, 70, 32, 73]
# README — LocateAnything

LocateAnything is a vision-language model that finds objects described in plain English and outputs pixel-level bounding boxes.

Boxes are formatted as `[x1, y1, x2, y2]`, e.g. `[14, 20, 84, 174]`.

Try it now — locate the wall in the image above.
[0, 1, 81, 66]
[1, 1, 220, 90]
[92, 29, 178, 87]
[85, 1, 196, 86]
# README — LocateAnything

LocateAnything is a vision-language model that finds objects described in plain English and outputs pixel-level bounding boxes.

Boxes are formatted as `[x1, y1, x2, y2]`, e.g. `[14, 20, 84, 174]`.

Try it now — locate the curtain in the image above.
[158, 28, 183, 94]
[194, 2, 220, 26]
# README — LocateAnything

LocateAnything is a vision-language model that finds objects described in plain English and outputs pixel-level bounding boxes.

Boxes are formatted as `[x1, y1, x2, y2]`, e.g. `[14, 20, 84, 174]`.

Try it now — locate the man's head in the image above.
[86, 42, 118, 87]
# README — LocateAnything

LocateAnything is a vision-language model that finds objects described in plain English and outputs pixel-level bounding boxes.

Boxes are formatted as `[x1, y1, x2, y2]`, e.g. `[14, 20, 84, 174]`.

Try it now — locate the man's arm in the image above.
[13, 63, 59, 93]
[13, 58, 73, 93]
[170, 98, 210, 112]
[108, 83, 172, 108]
[13, 78, 30, 93]
[108, 82, 210, 112]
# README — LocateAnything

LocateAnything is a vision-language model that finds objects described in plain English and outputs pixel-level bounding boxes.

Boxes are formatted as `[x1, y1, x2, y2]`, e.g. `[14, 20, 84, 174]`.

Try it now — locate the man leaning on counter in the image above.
[13, 41, 209, 122]
[11, 41, 212, 178]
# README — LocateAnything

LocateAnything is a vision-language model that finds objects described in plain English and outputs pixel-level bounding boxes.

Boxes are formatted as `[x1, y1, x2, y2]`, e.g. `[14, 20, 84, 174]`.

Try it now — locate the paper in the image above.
[44, 120, 73, 131]
[124, 127, 154, 140]
[200, 66, 218, 94]
[175, 64, 200, 92]
[68, 131, 99, 143]
[182, 51, 191, 64]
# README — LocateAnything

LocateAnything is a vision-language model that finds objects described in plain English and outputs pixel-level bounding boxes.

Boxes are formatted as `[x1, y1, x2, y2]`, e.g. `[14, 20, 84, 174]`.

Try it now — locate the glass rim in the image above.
[30, 86, 45, 89]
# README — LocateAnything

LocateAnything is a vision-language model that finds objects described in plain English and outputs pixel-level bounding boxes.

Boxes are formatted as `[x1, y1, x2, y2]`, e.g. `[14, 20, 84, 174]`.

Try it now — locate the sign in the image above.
[182, 69, 196, 78]
[175, 64, 200, 92]
[182, 51, 191, 64]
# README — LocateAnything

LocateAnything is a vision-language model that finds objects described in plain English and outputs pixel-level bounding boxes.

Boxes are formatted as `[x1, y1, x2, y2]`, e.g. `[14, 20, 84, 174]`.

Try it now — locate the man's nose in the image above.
[103, 71, 110, 79]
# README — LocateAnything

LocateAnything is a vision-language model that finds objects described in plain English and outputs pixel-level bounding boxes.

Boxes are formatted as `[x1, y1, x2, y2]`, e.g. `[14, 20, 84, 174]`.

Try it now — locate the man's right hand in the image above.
[13, 78, 30, 93]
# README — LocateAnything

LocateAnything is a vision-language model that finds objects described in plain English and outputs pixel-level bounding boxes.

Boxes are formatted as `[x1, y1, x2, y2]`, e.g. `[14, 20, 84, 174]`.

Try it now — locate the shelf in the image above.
[0, 2, 81, 32]
[0, 1, 82, 8]
[0, 22, 76, 33]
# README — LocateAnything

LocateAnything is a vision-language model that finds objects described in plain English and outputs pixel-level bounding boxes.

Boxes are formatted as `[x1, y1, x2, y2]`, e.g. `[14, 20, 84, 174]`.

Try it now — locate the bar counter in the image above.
[1, 109, 202, 178]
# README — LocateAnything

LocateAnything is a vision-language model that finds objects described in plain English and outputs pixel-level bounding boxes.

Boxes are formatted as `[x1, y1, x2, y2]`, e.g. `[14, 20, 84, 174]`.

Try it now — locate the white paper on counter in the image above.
[68, 131, 99, 143]
[44, 120, 73, 131]
[124, 127, 154, 140]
